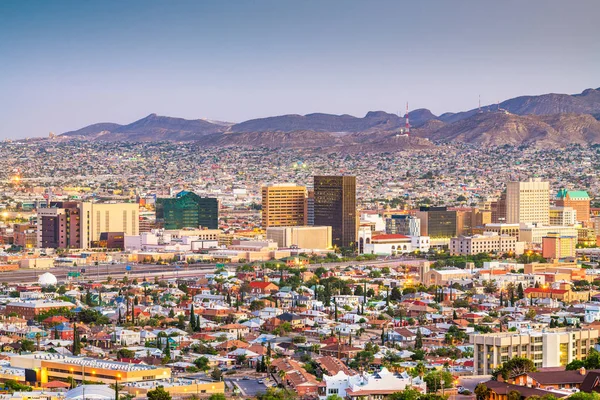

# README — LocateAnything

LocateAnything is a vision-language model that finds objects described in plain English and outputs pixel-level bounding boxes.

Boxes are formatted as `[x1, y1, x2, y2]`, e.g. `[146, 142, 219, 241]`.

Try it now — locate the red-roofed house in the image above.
[249, 281, 279, 295]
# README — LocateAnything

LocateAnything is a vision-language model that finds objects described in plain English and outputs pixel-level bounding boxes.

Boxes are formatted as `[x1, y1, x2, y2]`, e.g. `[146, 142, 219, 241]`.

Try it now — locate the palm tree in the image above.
[278, 369, 286, 385]
[35, 333, 41, 352]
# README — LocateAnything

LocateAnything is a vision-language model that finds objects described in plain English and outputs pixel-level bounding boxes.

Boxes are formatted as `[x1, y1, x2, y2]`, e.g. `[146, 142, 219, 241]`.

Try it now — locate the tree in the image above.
[424, 370, 453, 392]
[208, 395, 227, 400]
[390, 287, 402, 301]
[72, 324, 81, 355]
[19, 339, 35, 353]
[147, 386, 172, 400]
[507, 390, 522, 400]
[117, 348, 135, 360]
[210, 367, 222, 381]
[492, 356, 536, 381]
[415, 328, 423, 350]
[525, 309, 536, 320]
[483, 280, 498, 294]
[388, 388, 421, 400]
[567, 348, 600, 370]
[354, 285, 364, 296]
[194, 356, 210, 372]
[190, 304, 196, 331]
[475, 383, 491, 400]
[517, 283, 524, 300]
[326, 395, 344, 400]
[256, 388, 295, 400]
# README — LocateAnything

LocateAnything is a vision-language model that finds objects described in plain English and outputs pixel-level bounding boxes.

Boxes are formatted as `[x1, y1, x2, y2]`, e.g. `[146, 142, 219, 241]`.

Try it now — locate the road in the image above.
[0, 256, 420, 285]
[0, 263, 219, 284]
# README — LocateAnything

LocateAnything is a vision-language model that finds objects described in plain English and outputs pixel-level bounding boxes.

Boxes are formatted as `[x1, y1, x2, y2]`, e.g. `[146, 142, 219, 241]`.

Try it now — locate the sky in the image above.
[1, 0, 599, 139]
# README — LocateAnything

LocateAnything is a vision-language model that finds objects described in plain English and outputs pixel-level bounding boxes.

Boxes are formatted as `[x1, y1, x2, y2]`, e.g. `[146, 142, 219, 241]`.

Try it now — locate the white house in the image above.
[319, 368, 424, 400]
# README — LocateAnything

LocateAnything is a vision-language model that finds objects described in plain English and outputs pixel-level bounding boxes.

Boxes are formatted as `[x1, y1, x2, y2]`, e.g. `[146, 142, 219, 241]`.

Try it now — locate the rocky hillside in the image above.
[420, 111, 600, 147]
[439, 87, 600, 124]
[60, 86, 600, 149]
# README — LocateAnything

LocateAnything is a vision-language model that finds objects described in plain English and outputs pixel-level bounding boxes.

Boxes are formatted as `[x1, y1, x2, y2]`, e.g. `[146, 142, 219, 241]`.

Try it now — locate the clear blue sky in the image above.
[1, 0, 599, 138]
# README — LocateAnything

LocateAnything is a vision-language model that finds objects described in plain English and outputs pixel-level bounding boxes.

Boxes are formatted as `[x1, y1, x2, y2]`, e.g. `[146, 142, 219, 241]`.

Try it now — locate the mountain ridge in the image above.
[60, 86, 600, 149]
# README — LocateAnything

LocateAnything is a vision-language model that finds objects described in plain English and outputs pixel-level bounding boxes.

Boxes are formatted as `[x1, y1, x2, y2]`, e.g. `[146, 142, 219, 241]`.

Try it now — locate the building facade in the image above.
[506, 178, 550, 225]
[37, 202, 138, 249]
[542, 233, 577, 259]
[386, 215, 420, 236]
[261, 184, 307, 228]
[416, 207, 457, 238]
[314, 176, 357, 248]
[156, 191, 218, 230]
[471, 328, 599, 375]
[556, 189, 590, 224]
[450, 232, 525, 256]
[549, 206, 577, 226]
[266, 226, 332, 249]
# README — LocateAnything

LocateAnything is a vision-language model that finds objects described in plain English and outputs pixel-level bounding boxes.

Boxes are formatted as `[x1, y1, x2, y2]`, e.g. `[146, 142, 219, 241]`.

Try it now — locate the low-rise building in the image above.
[450, 232, 524, 256]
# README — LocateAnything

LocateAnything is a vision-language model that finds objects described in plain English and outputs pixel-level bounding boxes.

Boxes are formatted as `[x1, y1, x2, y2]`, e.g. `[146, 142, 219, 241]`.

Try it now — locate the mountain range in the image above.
[61, 87, 600, 151]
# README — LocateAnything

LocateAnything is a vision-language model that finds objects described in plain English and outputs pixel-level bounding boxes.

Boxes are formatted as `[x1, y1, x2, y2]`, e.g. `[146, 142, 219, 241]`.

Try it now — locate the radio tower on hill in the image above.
[404, 102, 410, 135]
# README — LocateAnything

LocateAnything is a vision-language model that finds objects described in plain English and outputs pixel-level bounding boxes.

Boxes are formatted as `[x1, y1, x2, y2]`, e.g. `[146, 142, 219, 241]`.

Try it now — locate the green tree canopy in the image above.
[492, 356, 536, 381]
[147, 386, 172, 400]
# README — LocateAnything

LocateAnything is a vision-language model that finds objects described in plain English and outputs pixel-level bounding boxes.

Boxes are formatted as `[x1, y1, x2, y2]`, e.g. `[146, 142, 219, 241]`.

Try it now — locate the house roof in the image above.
[249, 281, 278, 289]
[484, 381, 567, 398]
[579, 371, 600, 393]
[522, 369, 592, 385]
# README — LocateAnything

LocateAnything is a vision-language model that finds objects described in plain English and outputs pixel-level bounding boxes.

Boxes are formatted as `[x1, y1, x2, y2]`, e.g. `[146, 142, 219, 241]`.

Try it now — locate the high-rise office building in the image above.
[261, 184, 307, 228]
[556, 189, 590, 224]
[156, 191, 219, 230]
[37, 201, 82, 249]
[38, 201, 139, 249]
[415, 207, 457, 238]
[490, 192, 507, 223]
[506, 178, 550, 225]
[306, 190, 315, 226]
[80, 202, 139, 248]
[386, 215, 420, 236]
[313, 176, 356, 248]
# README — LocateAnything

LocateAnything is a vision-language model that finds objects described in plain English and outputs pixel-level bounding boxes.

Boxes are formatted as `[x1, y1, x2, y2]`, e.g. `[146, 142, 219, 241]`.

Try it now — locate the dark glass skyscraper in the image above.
[313, 176, 356, 249]
[156, 191, 219, 230]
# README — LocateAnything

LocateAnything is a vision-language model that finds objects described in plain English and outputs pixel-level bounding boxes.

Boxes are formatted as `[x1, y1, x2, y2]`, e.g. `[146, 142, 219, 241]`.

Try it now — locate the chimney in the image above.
[580, 367, 586, 375]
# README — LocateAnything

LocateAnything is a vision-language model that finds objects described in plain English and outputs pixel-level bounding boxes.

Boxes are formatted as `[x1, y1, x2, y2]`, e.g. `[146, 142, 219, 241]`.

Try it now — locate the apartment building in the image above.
[471, 328, 599, 375]
[506, 178, 550, 225]
[261, 184, 307, 228]
[449, 232, 525, 256]
[542, 233, 577, 259]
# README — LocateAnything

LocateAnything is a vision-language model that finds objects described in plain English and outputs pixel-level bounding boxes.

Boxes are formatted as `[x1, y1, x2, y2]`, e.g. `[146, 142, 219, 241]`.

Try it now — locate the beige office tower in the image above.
[80, 202, 139, 248]
[261, 184, 308, 228]
[506, 178, 550, 225]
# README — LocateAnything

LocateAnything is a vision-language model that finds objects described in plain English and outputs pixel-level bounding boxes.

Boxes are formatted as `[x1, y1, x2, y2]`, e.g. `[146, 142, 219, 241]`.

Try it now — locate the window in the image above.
[328, 389, 339, 394]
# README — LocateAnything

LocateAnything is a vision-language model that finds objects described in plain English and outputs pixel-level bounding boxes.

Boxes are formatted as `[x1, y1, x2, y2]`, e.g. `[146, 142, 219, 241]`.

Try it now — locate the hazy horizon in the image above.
[1, 0, 599, 138]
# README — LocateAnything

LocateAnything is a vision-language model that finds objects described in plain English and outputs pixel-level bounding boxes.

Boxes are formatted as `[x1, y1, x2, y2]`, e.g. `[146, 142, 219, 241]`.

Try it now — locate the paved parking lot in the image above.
[228, 378, 268, 397]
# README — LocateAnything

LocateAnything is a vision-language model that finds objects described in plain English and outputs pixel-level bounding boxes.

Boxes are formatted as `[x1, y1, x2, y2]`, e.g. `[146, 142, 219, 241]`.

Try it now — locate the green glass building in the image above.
[156, 191, 219, 230]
